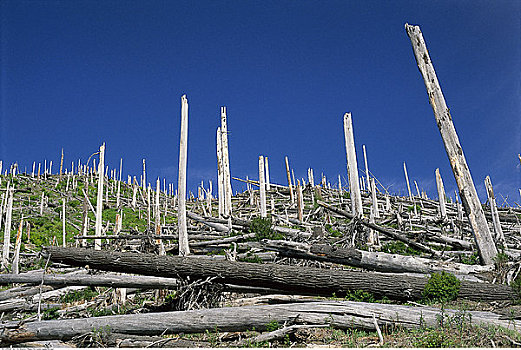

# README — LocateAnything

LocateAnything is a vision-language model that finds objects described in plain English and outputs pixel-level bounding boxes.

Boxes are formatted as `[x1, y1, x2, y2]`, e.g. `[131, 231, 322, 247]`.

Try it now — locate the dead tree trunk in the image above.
[178, 95, 190, 256]
[44, 247, 515, 303]
[405, 23, 497, 265]
[0, 300, 517, 344]
[263, 240, 491, 276]
[343, 113, 363, 217]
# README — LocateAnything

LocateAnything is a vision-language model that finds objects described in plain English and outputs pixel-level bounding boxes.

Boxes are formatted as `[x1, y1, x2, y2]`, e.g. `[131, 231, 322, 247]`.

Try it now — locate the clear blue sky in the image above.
[1, 0, 520, 205]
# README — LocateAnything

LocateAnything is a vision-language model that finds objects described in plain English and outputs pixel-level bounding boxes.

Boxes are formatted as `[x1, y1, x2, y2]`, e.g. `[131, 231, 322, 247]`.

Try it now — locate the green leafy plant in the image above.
[380, 241, 421, 256]
[422, 272, 461, 303]
[265, 320, 281, 332]
[249, 217, 284, 240]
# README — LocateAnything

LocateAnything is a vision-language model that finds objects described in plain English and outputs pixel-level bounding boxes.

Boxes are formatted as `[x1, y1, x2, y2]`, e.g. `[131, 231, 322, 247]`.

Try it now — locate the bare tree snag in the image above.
[2, 184, 13, 268]
[343, 113, 363, 217]
[216, 127, 224, 218]
[178, 95, 190, 256]
[485, 176, 505, 245]
[94, 143, 105, 250]
[258, 156, 267, 218]
[221, 107, 233, 216]
[405, 23, 497, 264]
[435, 168, 447, 219]
[285, 156, 294, 203]
[264, 156, 271, 191]
[403, 162, 413, 201]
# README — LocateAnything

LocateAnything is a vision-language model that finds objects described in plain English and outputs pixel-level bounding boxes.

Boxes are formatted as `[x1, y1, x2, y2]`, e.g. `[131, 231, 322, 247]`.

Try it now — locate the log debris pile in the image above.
[0, 24, 520, 347]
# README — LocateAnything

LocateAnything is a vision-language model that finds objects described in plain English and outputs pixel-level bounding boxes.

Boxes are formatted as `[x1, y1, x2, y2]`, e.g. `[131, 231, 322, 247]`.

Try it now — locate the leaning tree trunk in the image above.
[405, 23, 497, 265]
[44, 247, 515, 303]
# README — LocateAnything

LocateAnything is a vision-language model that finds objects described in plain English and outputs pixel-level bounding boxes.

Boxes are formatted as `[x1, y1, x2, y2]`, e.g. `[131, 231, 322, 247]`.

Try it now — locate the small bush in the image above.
[249, 217, 284, 240]
[422, 272, 461, 303]
[265, 320, 281, 332]
[381, 241, 421, 256]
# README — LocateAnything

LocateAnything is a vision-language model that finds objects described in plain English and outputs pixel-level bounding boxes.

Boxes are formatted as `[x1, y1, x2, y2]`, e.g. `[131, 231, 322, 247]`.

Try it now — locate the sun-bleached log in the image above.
[263, 240, 491, 276]
[44, 247, 514, 303]
[0, 299, 517, 344]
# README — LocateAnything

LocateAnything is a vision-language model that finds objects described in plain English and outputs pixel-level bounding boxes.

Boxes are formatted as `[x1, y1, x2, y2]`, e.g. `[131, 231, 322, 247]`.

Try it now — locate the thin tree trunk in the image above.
[258, 156, 267, 217]
[435, 168, 447, 219]
[94, 143, 105, 250]
[177, 95, 190, 256]
[343, 113, 363, 218]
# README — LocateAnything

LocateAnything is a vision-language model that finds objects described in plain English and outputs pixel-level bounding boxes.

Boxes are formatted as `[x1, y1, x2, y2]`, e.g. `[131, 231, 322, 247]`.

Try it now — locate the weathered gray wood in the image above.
[403, 162, 413, 201]
[258, 156, 267, 217]
[94, 143, 105, 250]
[317, 200, 440, 256]
[178, 95, 190, 256]
[405, 23, 497, 265]
[264, 156, 271, 191]
[221, 106, 233, 216]
[435, 168, 447, 219]
[2, 184, 13, 268]
[343, 113, 363, 218]
[263, 240, 491, 276]
[0, 300, 517, 344]
[284, 156, 294, 203]
[0, 273, 181, 289]
[216, 127, 224, 218]
[485, 176, 505, 245]
[44, 247, 515, 303]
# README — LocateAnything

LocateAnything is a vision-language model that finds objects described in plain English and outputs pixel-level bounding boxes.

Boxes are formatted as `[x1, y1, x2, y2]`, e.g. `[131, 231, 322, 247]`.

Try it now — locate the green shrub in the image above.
[249, 217, 284, 240]
[265, 320, 280, 332]
[422, 272, 461, 303]
[381, 241, 421, 256]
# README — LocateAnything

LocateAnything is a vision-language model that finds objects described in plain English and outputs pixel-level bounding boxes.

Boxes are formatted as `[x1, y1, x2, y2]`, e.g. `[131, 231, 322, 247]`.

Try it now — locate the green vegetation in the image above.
[60, 287, 99, 303]
[249, 217, 284, 240]
[265, 320, 281, 332]
[380, 241, 421, 256]
[422, 272, 461, 303]
[325, 224, 342, 237]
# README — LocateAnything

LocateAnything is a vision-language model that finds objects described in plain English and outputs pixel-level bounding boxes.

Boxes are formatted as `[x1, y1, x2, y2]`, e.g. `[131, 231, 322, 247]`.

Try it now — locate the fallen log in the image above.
[263, 240, 492, 276]
[0, 300, 517, 344]
[0, 273, 181, 289]
[317, 200, 440, 256]
[44, 247, 515, 302]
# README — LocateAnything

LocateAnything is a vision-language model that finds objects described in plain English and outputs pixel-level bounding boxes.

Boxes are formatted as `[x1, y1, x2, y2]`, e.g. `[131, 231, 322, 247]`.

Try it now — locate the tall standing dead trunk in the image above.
[178, 95, 190, 256]
[258, 156, 267, 218]
[343, 113, 363, 218]
[264, 156, 271, 191]
[2, 184, 13, 268]
[221, 107, 233, 217]
[216, 127, 225, 218]
[284, 157, 294, 203]
[435, 168, 447, 219]
[405, 23, 497, 264]
[484, 176, 505, 245]
[94, 143, 105, 250]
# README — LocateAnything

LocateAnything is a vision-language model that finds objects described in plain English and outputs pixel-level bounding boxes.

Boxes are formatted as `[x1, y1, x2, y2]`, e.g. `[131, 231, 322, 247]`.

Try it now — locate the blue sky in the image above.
[1, 0, 519, 205]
